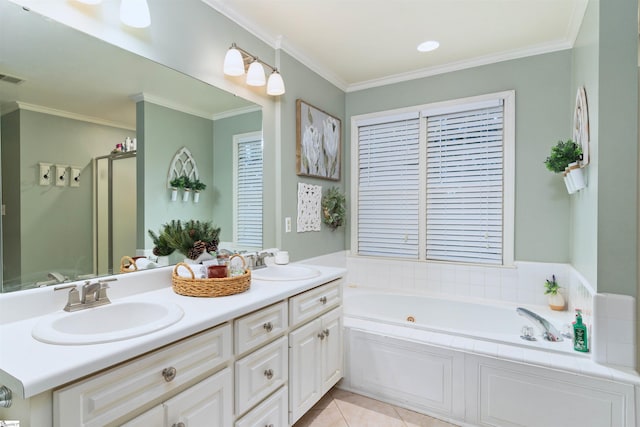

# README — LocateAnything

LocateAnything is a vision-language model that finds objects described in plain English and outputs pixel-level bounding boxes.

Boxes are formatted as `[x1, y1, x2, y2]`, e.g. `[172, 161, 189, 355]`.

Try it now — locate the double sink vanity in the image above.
[0, 263, 345, 426]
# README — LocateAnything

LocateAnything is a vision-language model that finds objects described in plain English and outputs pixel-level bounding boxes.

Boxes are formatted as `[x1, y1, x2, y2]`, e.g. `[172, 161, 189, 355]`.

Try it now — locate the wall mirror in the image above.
[0, 2, 263, 293]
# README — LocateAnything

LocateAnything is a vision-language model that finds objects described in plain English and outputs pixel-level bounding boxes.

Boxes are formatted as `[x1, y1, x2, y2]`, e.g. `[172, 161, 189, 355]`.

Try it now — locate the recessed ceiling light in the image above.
[417, 40, 440, 52]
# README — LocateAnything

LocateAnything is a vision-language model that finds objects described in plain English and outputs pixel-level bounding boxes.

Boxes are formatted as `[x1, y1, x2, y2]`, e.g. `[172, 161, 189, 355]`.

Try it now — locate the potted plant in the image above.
[181, 176, 194, 202]
[157, 219, 221, 261]
[169, 175, 188, 202]
[321, 186, 346, 230]
[544, 140, 584, 193]
[148, 225, 176, 266]
[190, 178, 206, 203]
[544, 274, 565, 311]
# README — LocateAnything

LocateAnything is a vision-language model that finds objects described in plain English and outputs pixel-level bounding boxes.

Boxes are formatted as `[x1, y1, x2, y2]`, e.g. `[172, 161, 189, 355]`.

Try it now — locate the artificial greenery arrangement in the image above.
[544, 140, 582, 173]
[321, 186, 346, 230]
[148, 219, 220, 260]
[170, 175, 191, 189]
[190, 178, 207, 192]
[148, 224, 176, 257]
[544, 274, 560, 295]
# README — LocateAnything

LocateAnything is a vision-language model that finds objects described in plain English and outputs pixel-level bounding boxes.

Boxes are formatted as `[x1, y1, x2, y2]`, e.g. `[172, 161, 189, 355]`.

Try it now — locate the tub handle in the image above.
[319, 296, 327, 304]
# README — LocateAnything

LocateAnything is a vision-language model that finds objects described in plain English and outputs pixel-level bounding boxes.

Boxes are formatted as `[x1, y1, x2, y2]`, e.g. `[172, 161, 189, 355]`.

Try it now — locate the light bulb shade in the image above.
[223, 48, 245, 76]
[266, 71, 285, 95]
[246, 61, 266, 86]
[120, 0, 151, 28]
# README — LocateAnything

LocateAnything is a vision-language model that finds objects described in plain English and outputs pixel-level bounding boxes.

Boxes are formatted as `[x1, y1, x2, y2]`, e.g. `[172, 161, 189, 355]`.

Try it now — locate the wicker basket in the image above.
[120, 256, 138, 273]
[172, 254, 251, 297]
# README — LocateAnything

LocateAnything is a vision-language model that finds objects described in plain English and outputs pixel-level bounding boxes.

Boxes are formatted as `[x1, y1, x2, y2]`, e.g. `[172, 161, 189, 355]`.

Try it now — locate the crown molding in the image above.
[212, 104, 262, 121]
[10, 102, 134, 130]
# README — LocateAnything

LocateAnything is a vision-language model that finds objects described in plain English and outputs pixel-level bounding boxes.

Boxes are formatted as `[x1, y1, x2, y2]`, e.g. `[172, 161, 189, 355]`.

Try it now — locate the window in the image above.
[233, 132, 263, 248]
[352, 91, 514, 265]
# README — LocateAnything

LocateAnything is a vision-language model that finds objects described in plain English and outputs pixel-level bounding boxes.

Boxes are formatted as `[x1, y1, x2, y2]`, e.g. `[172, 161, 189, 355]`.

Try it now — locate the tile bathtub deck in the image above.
[293, 388, 460, 427]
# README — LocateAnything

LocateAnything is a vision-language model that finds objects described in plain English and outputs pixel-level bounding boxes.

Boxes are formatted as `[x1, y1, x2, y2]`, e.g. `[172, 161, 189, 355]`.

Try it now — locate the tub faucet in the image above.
[516, 307, 563, 342]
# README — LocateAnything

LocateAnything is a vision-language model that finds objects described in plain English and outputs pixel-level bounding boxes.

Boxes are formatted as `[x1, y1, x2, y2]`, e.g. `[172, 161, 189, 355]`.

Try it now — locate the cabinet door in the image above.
[120, 405, 164, 427]
[321, 307, 343, 393]
[164, 367, 233, 427]
[289, 318, 322, 424]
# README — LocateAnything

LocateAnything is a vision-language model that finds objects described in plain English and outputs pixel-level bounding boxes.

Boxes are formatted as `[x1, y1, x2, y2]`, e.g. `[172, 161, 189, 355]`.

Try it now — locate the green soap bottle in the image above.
[573, 311, 589, 352]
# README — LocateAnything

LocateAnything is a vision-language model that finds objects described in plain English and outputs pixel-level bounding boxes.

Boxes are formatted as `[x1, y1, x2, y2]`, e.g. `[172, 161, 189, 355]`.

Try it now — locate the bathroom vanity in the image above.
[0, 264, 345, 426]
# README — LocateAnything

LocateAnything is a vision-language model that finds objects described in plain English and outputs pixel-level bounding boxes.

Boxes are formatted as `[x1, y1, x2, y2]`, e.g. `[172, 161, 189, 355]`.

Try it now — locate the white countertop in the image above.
[0, 264, 346, 398]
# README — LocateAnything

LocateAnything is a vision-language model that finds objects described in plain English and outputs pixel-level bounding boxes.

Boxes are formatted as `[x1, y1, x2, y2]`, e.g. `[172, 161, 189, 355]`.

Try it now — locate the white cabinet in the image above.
[54, 324, 232, 427]
[289, 306, 342, 424]
[121, 367, 233, 427]
[235, 386, 288, 427]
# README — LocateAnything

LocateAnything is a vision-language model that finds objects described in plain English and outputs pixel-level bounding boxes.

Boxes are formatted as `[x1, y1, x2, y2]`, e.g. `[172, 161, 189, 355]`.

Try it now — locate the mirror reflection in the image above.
[0, 3, 263, 293]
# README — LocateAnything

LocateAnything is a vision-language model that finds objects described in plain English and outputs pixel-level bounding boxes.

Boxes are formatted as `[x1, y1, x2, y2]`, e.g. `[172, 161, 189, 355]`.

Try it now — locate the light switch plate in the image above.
[55, 164, 68, 187]
[285, 217, 292, 233]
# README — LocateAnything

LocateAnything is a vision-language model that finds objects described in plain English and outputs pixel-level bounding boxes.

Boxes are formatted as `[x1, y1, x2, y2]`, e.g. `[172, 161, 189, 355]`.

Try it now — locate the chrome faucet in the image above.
[55, 278, 116, 312]
[253, 251, 275, 269]
[516, 307, 563, 342]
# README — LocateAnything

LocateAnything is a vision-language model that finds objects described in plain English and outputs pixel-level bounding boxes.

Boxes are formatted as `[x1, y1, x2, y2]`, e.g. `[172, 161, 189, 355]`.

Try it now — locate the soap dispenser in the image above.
[573, 310, 589, 352]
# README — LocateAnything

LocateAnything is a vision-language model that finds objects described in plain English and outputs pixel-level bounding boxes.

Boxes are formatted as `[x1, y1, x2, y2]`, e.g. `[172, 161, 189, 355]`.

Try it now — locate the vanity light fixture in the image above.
[74, 0, 150, 28]
[223, 43, 286, 96]
[120, 0, 151, 28]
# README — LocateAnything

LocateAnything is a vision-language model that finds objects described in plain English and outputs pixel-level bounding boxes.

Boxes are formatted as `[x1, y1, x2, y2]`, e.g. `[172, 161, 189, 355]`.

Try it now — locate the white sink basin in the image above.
[252, 265, 320, 281]
[32, 301, 184, 345]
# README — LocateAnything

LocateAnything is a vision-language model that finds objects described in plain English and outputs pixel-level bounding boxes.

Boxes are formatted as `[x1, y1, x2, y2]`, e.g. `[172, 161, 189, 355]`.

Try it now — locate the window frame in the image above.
[350, 90, 515, 266]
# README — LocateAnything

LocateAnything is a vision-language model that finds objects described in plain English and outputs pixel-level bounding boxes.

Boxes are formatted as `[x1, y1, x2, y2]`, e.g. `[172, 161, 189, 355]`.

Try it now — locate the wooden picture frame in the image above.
[296, 99, 341, 180]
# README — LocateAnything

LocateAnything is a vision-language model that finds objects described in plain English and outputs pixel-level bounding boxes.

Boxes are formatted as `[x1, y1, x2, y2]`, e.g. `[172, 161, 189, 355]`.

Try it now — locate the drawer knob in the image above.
[264, 368, 274, 380]
[319, 296, 327, 304]
[162, 367, 177, 382]
[263, 321, 273, 332]
[265, 424, 274, 427]
[172, 423, 185, 427]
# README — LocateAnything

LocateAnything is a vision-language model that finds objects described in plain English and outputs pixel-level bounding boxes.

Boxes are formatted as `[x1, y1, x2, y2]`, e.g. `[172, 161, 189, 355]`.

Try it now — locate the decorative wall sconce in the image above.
[223, 43, 285, 96]
[75, 0, 151, 28]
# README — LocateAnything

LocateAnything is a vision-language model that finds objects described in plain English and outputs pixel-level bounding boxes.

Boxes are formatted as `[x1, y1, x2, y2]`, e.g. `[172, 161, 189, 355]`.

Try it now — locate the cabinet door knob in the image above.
[323, 328, 330, 337]
[318, 331, 326, 340]
[263, 321, 273, 332]
[172, 423, 185, 427]
[162, 367, 177, 382]
[319, 296, 327, 304]
[264, 368, 274, 380]
[265, 424, 274, 427]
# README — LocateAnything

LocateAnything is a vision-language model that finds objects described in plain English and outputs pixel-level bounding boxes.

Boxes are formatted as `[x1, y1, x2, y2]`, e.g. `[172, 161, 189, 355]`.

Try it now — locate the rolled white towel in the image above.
[177, 264, 206, 278]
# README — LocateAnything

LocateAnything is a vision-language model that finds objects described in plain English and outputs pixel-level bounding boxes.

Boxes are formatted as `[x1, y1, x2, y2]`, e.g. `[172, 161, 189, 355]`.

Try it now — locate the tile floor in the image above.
[293, 388, 460, 427]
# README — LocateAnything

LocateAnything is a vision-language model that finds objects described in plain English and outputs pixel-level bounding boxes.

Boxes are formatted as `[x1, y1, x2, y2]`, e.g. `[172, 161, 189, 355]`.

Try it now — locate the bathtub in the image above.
[341, 289, 639, 427]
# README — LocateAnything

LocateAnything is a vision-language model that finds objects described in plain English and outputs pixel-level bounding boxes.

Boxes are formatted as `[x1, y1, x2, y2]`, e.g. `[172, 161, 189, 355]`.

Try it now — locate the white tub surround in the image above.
[0, 264, 345, 400]
[593, 293, 637, 368]
[342, 290, 640, 427]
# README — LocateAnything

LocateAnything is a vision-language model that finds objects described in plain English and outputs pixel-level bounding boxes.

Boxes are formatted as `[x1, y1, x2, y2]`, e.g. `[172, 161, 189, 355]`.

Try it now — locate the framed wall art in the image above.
[296, 99, 341, 180]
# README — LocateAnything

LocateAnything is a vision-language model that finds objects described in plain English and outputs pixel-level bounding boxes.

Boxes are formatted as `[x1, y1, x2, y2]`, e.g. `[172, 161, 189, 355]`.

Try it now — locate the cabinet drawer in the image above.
[235, 336, 288, 416]
[54, 323, 232, 427]
[235, 301, 287, 355]
[289, 279, 342, 328]
[235, 386, 288, 427]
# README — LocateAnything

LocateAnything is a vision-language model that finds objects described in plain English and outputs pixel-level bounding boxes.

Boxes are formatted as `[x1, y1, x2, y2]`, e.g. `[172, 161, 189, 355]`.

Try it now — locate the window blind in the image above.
[357, 117, 420, 258]
[235, 136, 263, 247]
[426, 104, 504, 264]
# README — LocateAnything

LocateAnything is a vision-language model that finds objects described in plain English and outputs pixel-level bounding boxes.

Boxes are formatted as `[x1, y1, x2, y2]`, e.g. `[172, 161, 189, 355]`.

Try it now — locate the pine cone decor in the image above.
[206, 239, 219, 253]
[150, 220, 221, 260]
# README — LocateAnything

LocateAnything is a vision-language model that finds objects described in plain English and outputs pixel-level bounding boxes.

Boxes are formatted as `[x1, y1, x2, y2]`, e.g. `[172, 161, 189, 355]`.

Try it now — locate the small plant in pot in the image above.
[190, 179, 206, 203]
[544, 140, 584, 193]
[544, 274, 565, 311]
[169, 175, 189, 201]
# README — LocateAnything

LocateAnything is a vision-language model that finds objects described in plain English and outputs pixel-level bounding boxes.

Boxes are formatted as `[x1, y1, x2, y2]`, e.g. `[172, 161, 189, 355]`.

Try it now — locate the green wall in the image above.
[346, 50, 573, 263]
[2, 108, 133, 286]
[138, 101, 216, 250]
[212, 110, 262, 244]
[1, 110, 21, 286]
[276, 51, 347, 261]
